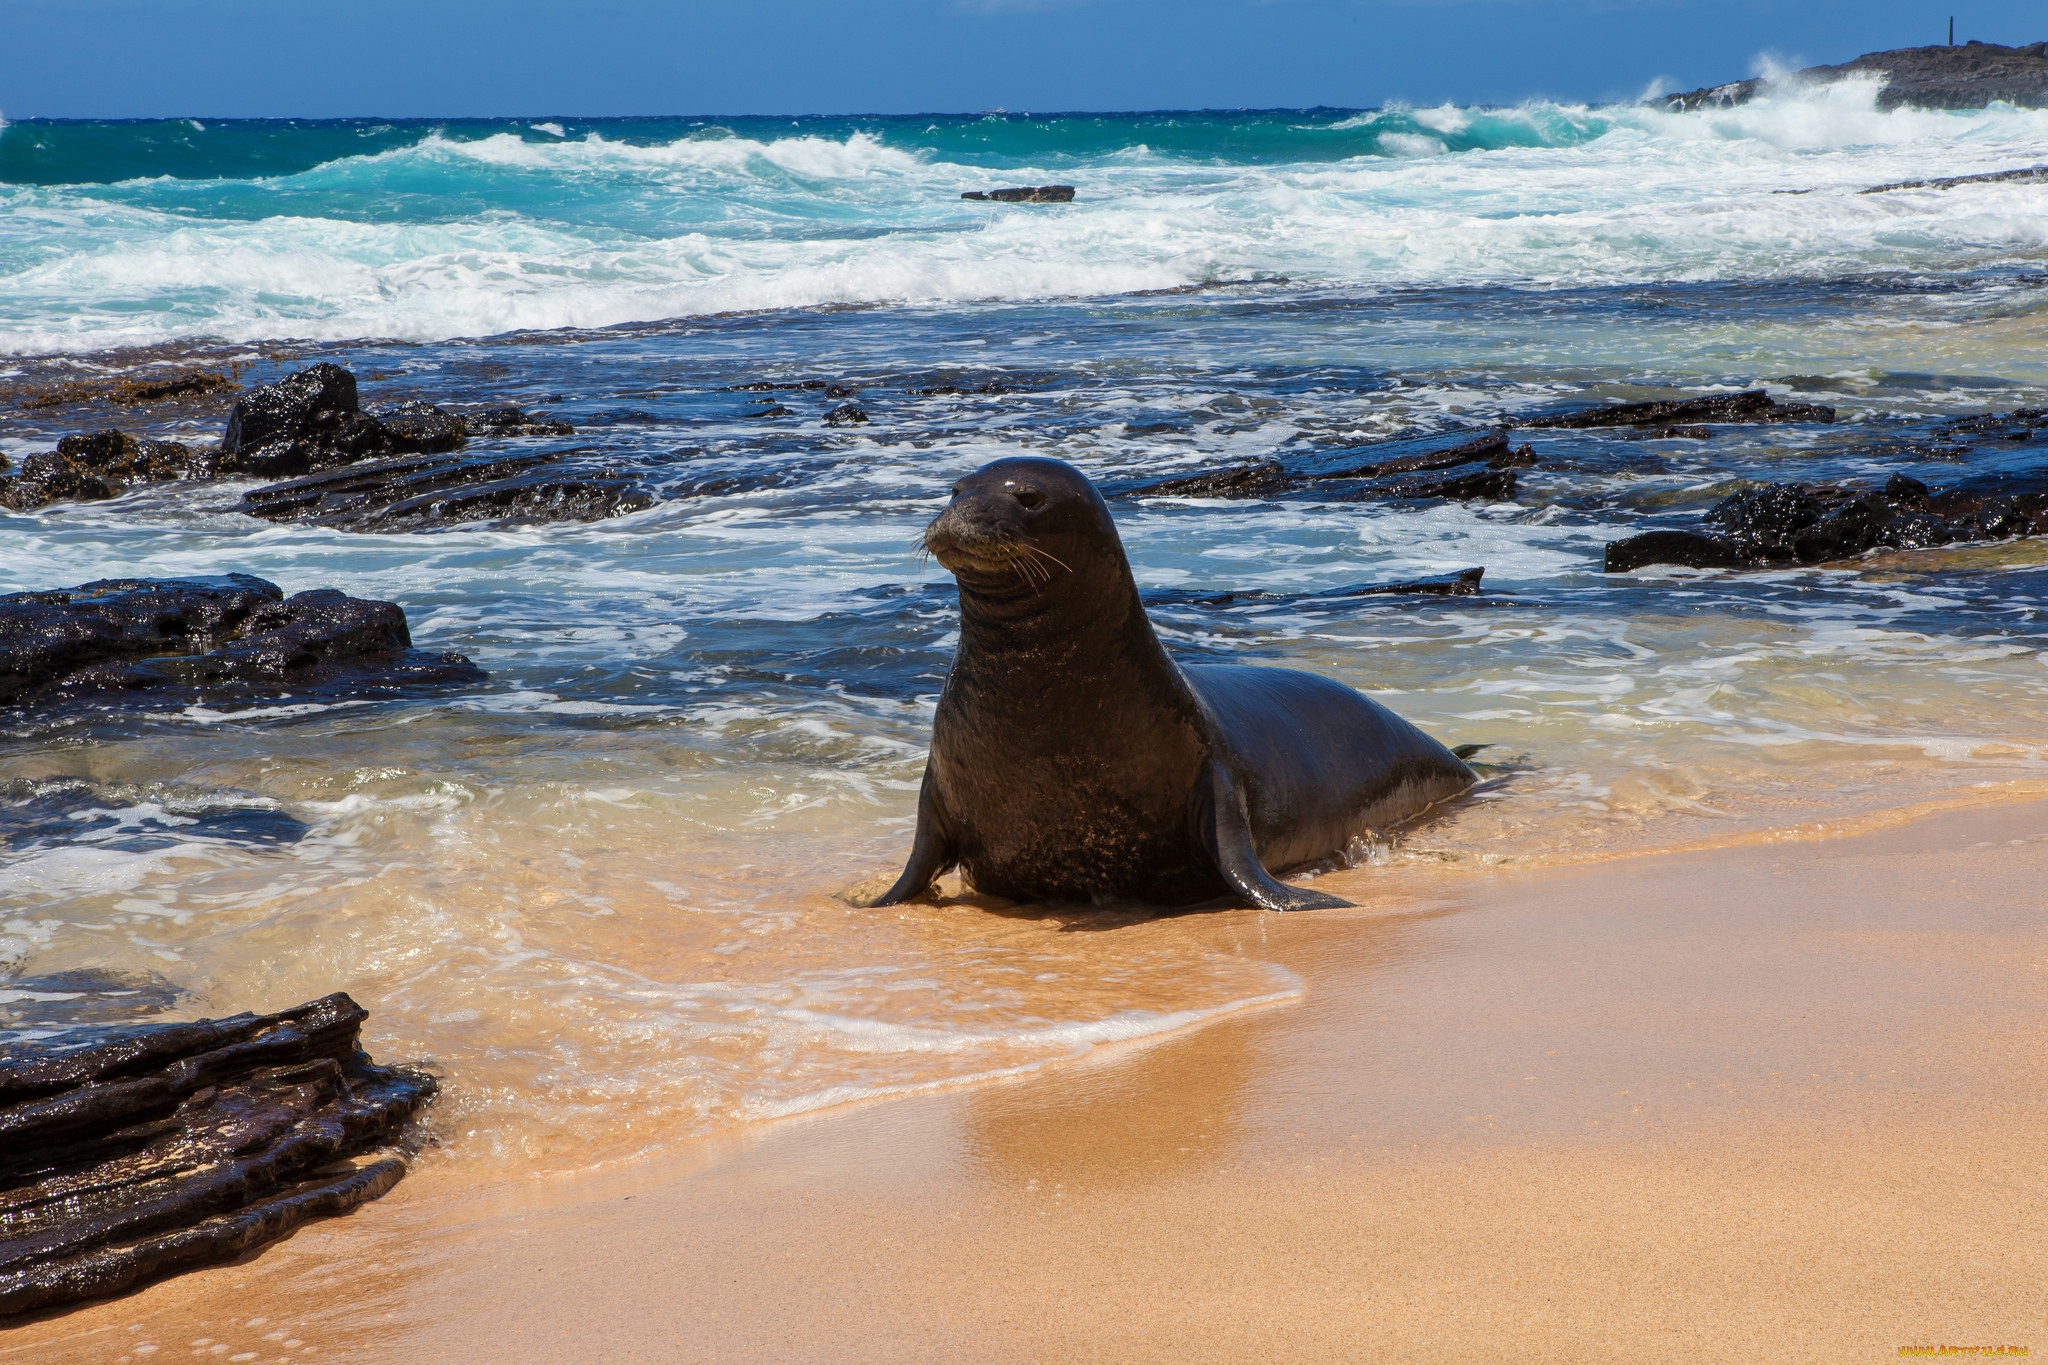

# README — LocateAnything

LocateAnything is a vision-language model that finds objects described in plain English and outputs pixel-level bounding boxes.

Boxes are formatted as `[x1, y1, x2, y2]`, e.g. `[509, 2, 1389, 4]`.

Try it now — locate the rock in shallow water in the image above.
[1127, 429, 1532, 504]
[1523, 389, 1835, 429]
[1605, 468, 2048, 572]
[0, 431, 198, 511]
[235, 448, 653, 530]
[961, 185, 1075, 203]
[0, 575, 483, 707]
[0, 993, 434, 1317]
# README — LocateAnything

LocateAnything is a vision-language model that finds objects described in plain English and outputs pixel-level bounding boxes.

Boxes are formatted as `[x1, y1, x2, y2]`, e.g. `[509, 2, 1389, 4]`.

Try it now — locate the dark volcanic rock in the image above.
[0, 992, 433, 1318]
[1349, 465, 1519, 502]
[236, 448, 654, 531]
[215, 365, 474, 478]
[1625, 425, 1714, 440]
[1523, 389, 1835, 429]
[466, 405, 575, 437]
[1318, 430, 1520, 479]
[961, 185, 1076, 203]
[368, 400, 467, 453]
[1139, 459, 1290, 499]
[1790, 493, 1898, 562]
[824, 403, 870, 427]
[0, 575, 483, 707]
[0, 431, 198, 511]
[1349, 567, 1487, 596]
[1862, 163, 2048, 194]
[1130, 429, 1530, 504]
[1605, 530, 1759, 574]
[1702, 482, 1826, 555]
[1659, 40, 2048, 111]
[218, 362, 361, 470]
[1605, 456, 2048, 572]
[1146, 567, 1489, 610]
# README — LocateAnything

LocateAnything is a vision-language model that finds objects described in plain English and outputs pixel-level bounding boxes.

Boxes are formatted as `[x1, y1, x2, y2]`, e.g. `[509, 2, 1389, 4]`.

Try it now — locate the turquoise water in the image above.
[5, 80, 2048, 350]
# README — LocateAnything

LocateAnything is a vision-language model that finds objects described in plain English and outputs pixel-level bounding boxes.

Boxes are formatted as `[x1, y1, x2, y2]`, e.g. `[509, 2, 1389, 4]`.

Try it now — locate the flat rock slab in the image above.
[236, 447, 654, 531]
[1120, 430, 1534, 505]
[0, 575, 483, 707]
[961, 185, 1075, 203]
[1521, 389, 1834, 429]
[0, 992, 435, 1318]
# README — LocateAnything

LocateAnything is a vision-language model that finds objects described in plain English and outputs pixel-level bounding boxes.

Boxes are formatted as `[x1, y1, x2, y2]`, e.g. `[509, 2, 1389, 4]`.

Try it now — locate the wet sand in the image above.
[9, 794, 2047, 1363]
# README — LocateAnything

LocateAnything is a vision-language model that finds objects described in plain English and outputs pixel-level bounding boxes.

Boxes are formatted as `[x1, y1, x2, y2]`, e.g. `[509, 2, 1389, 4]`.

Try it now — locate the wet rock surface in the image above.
[216, 364, 475, 478]
[1522, 389, 1835, 429]
[0, 362, 596, 526]
[1605, 469, 2048, 572]
[236, 448, 654, 530]
[1659, 39, 2048, 111]
[0, 431, 198, 511]
[961, 185, 1076, 203]
[0, 992, 434, 1317]
[0, 575, 484, 707]
[1123, 429, 1534, 504]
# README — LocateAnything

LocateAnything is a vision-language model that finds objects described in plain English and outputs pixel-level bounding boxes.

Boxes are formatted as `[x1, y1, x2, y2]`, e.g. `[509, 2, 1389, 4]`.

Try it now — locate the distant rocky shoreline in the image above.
[1659, 39, 2048, 111]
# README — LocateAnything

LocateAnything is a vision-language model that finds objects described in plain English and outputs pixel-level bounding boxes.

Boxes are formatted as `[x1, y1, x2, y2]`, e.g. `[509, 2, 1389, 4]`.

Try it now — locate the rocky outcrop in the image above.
[0, 993, 434, 1317]
[0, 575, 484, 707]
[0, 362, 594, 524]
[235, 448, 653, 531]
[961, 185, 1076, 203]
[0, 431, 197, 511]
[215, 364, 474, 478]
[1128, 429, 1534, 504]
[1604, 467, 2048, 572]
[1659, 40, 2048, 111]
[466, 404, 575, 437]
[1144, 568, 1489, 611]
[1522, 389, 1835, 429]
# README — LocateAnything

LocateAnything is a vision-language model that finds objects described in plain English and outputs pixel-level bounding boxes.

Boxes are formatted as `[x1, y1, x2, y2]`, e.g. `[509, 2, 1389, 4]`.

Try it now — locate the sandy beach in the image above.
[7, 791, 2043, 1363]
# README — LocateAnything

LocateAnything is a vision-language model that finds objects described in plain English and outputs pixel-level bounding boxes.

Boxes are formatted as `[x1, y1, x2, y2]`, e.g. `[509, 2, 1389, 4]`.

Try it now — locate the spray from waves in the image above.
[1, 86, 2046, 354]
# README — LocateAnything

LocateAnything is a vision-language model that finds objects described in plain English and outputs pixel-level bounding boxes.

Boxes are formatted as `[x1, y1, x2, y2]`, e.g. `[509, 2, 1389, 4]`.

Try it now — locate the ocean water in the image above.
[3, 82, 2047, 1168]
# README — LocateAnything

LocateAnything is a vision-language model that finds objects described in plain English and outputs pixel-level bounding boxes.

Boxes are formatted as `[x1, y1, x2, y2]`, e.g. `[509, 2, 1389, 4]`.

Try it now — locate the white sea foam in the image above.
[2, 93, 2044, 352]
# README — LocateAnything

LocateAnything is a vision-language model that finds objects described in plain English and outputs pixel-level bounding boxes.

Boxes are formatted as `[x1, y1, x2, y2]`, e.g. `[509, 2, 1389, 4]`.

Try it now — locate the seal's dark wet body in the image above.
[877, 456, 1474, 911]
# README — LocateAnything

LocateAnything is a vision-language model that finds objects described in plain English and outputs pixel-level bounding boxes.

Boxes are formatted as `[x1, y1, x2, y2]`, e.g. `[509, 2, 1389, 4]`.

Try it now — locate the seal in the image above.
[873, 456, 1477, 911]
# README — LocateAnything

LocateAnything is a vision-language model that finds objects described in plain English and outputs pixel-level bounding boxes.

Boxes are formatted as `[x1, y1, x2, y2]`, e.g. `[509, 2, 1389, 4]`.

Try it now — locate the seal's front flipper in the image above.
[1199, 759, 1354, 912]
[870, 769, 956, 907]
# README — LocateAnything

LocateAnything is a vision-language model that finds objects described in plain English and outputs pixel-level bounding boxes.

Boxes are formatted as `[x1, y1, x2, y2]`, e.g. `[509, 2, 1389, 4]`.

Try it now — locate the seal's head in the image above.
[922, 457, 1122, 597]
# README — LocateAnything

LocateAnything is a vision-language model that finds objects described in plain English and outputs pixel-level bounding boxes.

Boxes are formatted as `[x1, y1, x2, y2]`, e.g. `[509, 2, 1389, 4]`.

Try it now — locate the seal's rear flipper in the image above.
[1452, 743, 1490, 760]
[870, 769, 956, 906]
[1199, 759, 1355, 912]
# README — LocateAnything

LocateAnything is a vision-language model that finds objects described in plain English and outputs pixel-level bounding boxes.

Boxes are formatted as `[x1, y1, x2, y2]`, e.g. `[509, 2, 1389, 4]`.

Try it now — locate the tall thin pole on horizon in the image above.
[1948, 17, 1954, 46]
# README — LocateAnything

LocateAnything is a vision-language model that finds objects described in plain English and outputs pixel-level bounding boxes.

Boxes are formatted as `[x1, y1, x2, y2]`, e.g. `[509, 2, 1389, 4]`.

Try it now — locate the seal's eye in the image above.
[1014, 487, 1044, 510]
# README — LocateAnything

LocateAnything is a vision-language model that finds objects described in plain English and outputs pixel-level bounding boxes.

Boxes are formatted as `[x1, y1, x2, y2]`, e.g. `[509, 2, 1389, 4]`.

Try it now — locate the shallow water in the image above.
[3, 86, 2046, 1169]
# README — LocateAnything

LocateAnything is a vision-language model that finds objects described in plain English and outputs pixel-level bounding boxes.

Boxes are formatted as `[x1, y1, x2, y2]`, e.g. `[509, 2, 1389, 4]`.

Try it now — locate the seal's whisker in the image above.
[1010, 546, 1046, 588]
[1016, 542, 1071, 577]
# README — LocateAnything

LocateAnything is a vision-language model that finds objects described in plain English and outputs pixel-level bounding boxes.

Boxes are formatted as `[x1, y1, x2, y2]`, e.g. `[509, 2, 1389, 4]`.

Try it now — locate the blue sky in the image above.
[3, 1, 2044, 118]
